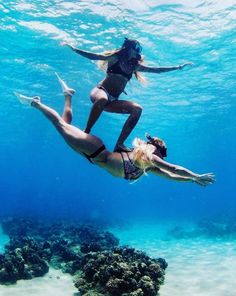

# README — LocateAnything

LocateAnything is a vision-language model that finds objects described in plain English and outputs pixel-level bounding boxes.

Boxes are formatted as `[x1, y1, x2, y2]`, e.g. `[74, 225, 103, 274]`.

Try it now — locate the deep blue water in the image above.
[0, 0, 235, 223]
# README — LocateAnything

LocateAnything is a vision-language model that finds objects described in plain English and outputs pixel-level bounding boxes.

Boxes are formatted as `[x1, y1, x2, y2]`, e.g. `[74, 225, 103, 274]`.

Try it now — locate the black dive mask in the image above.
[159, 146, 167, 158]
[145, 133, 167, 158]
[133, 42, 142, 54]
[122, 38, 142, 55]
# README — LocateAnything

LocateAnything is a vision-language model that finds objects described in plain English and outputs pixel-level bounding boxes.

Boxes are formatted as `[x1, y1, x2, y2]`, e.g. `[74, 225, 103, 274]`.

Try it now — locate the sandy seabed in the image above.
[113, 223, 236, 296]
[0, 268, 77, 296]
[1, 223, 236, 296]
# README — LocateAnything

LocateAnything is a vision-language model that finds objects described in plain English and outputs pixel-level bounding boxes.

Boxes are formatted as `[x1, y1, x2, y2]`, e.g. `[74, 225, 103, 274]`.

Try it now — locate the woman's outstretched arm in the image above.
[136, 62, 193, 73]
[151, 155, 215, 186]
[151, 167, 192, 182]
[150, 167, 214, 186]
[61, 42, 113, 60]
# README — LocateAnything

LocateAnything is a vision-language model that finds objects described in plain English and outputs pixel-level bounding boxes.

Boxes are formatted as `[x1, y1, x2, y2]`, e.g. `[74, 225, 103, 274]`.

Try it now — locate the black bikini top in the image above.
[107, 61, 133, 80]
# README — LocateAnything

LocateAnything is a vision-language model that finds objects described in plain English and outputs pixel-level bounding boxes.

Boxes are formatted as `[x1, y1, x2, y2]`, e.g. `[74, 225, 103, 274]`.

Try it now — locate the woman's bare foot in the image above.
[114, 144, 133, 153]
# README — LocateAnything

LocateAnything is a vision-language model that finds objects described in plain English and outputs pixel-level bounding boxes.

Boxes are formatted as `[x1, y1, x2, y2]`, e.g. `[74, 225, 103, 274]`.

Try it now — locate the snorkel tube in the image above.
[145, 133, 154, 144]
[145, 133, 167, 158]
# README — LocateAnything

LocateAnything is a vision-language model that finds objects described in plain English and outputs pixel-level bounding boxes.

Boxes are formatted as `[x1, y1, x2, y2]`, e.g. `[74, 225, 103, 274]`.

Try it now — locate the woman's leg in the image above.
[15, 77, 106, 156]
[62, 93, 73, 124]
[55, 72, 75, 124]
[84, 88, 108, 133]
[104, 100, 142, 152]
[15, 93, 78, 143]
[31, 99, 108, 159]
[31, 100, 78, 143]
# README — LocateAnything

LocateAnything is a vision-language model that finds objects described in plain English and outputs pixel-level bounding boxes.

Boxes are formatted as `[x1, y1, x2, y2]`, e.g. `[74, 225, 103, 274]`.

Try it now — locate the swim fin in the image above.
[55, 72, 75, 96]
[14, 92, 40, 106]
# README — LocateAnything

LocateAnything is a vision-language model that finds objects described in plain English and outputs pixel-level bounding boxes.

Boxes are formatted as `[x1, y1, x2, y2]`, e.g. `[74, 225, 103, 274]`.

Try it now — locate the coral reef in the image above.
[1, 218, 119, 252]
[0, 217, 167, 295]
[197, 220, 236, 237]
[74, 247, 167, 296]
[167, 218, 236, 239]
[0, 237, 49, 284]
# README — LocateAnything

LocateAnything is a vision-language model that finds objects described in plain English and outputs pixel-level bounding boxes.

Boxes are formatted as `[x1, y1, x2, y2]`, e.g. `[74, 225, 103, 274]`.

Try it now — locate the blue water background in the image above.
[0, 0, 235, 223]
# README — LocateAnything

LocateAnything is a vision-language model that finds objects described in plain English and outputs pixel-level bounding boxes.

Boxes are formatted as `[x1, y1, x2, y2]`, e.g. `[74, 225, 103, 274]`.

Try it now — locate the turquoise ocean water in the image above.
[0, 0, 235, 223]
[1, 1, 236, 295]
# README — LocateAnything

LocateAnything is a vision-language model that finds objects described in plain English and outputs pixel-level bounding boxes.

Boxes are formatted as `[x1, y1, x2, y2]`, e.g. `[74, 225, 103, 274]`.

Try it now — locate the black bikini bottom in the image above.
[83, 145, 106, 164]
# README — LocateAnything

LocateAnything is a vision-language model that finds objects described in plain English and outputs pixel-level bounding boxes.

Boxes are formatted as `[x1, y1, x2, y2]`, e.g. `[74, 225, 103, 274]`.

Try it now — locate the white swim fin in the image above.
[55, 72, 75, 96]
[14, 92, 40, 106]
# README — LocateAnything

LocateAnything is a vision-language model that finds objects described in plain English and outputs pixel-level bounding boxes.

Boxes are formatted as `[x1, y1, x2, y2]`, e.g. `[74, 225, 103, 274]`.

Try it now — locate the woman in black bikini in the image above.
[16, 74, 214, 186]
[62, 38, 192, 152]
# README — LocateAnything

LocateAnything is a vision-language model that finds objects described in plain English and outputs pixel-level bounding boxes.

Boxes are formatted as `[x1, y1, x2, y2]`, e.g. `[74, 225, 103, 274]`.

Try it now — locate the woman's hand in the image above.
[193, 173, 216, 186]
[179, 62, 193, 70]
[60, 42, 76, 51]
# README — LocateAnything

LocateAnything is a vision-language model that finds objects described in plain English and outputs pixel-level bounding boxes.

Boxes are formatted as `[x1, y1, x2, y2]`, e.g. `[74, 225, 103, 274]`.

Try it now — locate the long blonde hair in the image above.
[132, 138, 155, 172]
[97, 49, 146, 83]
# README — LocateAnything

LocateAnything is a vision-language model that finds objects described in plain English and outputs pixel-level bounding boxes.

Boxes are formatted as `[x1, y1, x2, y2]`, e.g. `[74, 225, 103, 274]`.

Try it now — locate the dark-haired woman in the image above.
[62, 38, 192, 152]
[15, 74, 214, 186]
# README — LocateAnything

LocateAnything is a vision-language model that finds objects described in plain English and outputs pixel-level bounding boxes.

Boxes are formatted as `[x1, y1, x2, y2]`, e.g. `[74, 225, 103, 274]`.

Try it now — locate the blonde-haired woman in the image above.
[62, 38, 192, 152]
[16, 75, 214, 187]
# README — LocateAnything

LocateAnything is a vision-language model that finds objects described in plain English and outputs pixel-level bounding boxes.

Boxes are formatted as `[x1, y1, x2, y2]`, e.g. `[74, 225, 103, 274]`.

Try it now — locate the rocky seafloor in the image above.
[0, 217, 167, 296]
[167, 218, 236, 239]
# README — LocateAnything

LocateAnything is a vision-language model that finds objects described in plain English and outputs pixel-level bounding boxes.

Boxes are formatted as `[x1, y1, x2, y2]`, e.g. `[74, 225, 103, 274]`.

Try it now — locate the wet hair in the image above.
[97, 38, 146, 84]
[132, 135, 167, 172]
[132, 138, 156, 172]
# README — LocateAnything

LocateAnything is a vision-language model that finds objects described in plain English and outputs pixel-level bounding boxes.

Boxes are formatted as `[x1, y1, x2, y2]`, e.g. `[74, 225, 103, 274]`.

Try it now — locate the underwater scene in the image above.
[0, 0, 236, 295]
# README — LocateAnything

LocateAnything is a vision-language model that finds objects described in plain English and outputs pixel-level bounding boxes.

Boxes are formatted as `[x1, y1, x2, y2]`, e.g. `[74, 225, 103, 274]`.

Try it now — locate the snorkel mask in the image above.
[121, 38, 142, 59]
[145, 133, 167, 158]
